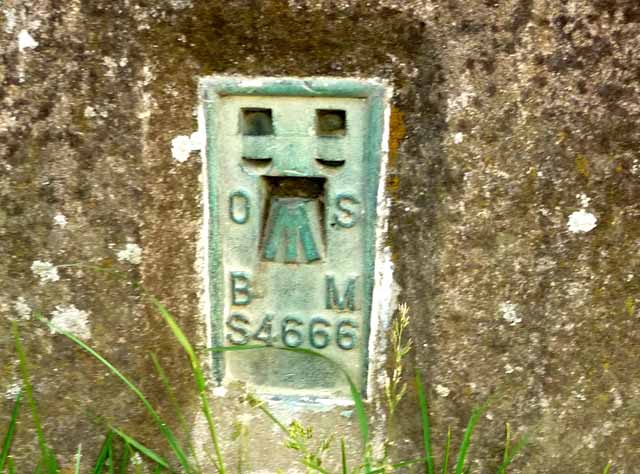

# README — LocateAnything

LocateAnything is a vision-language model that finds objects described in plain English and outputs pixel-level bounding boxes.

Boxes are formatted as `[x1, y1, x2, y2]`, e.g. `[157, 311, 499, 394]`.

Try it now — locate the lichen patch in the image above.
[500, 302, 522, 326]
[31, 260, 60, 283]
[50, 304, 91, 340]
[13, 297, 31, 320]
[567, 210, 598, 233]
[53, 213, 68, 228]
[4, 382, 22, 401]
[116, 243, 143, 265]
[435, 384, 451, 398]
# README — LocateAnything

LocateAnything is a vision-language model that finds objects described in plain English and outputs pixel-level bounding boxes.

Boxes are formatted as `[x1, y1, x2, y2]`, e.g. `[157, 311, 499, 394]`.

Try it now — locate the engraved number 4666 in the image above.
[226, 313, 358, 350]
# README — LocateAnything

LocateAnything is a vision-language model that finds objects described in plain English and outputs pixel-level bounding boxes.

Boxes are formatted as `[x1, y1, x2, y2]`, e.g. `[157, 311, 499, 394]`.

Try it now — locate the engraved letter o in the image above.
[229, 191, 250, 224]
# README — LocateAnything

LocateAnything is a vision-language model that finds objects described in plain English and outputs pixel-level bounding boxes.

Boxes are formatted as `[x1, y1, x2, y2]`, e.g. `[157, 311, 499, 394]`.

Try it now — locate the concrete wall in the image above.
[1, 0, 639, 472]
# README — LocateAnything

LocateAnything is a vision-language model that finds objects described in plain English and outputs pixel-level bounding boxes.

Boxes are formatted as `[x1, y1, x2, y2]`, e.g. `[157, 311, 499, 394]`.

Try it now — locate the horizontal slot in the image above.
[242, 156, 272, 164]
[315, 158, 346, 167]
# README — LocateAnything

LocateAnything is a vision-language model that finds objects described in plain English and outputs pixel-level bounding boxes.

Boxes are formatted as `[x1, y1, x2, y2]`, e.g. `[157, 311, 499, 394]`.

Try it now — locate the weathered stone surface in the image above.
[1, 0, 639, 473]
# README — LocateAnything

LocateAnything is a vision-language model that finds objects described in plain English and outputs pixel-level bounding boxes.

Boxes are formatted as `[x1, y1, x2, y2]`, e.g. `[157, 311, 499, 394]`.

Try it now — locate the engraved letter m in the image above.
[325, 274, 357, 311]
[262, 198, 321, 263]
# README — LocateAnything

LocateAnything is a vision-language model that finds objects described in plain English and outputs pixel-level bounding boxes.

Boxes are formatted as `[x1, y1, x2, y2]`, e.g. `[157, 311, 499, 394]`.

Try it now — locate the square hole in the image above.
[241, 108, 274, 136]
[316, 109, 346, 137]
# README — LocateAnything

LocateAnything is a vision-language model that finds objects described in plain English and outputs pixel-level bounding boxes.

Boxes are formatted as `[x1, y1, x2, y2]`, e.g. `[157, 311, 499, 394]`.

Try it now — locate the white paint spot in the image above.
[567, 210, 597, 233]
[212, 386, 227, 397]
[171, 133, 202, 163]
[4, 382, 22, 400]
[453, 132, 464, 144]
[50, 304, 91, 339]
[500, 302, 522, 326]
[53, 213, 67, 228]
[31, 260, 60, 283]
[435, 384, 450, 398]
[116, 243, 142, 265]
[18, 30, 38, 51]
[13, 297, 31, 320]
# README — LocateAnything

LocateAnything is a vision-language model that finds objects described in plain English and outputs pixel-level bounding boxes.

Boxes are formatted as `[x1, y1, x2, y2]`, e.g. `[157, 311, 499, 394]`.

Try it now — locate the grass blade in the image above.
[151, 298, 224, 474]
[441, 427, 451, 474]
[111, 427, 170, 470]
[150, 352, 203, 473]
[245, 394, 288, 434]
[108, 436, 115, 474]
[603, 462, 612, 474]
[7, 455, 16, 474]
[301, 458, 331, 474]
[340, 439, 348, 474]
[118, 442, 131, 474]
[416, 372, 435, 474]
[37, 314, 192, 473]
[496, 429, 529, 474]
[75, 444, 82, 474]
[13, 322, 58, 473]
[501, 423, 510, 470]
[93, 431, 113, 474]
[0, 391, 21, 472]
[454, 401, 489, 474]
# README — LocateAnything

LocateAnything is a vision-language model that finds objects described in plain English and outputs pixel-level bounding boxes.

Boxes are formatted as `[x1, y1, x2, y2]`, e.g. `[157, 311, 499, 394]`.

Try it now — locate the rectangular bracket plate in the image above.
[201, 77, 387, 399]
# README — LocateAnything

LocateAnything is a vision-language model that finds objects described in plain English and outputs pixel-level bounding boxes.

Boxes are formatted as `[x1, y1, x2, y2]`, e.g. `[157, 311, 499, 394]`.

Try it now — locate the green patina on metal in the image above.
[201, 77, 387, 398]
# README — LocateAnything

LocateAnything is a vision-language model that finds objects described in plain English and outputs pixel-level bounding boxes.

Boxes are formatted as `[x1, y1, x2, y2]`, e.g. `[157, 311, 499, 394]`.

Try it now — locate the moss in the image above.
[388, 106, 406, 168]
[625, 296, 635, 318]
[575, 154, 590, 178]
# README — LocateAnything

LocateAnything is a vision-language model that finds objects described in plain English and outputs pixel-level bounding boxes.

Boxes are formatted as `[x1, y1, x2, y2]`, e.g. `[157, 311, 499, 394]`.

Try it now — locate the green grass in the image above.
[4, 284, 616, 473]
[416, 372, 434, 474]
[13, 322, 58, 473]
[0, 389, 21, 472]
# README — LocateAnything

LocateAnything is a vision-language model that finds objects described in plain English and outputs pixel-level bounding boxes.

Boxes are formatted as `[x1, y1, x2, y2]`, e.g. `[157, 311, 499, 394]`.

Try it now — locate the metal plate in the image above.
[201, 77, 386, 399]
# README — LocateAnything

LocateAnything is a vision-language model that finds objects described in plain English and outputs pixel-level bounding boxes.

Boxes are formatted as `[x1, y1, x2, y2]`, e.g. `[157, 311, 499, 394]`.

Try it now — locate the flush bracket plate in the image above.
[201, 77, 387, 399]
